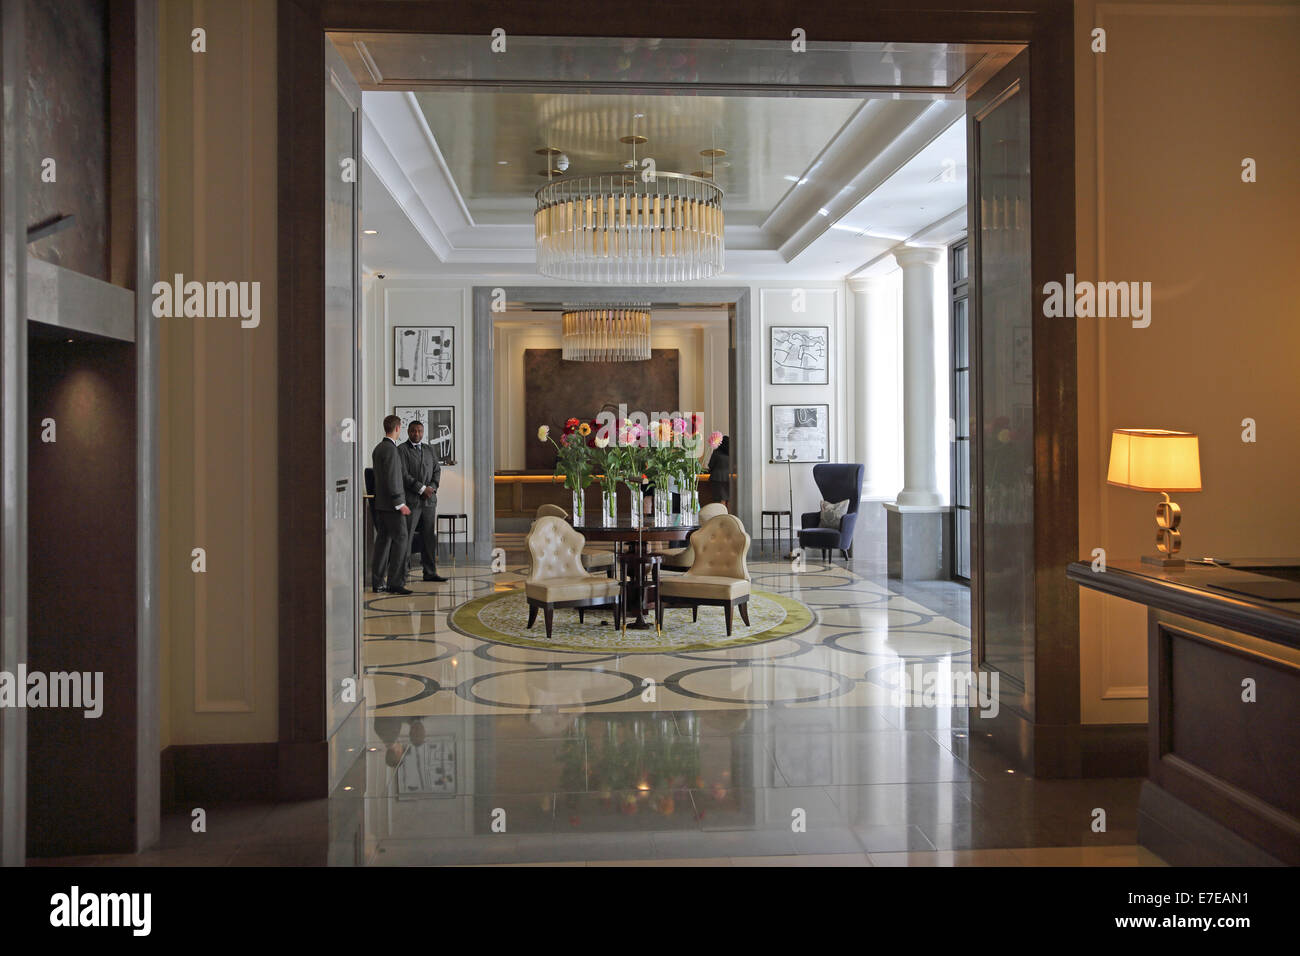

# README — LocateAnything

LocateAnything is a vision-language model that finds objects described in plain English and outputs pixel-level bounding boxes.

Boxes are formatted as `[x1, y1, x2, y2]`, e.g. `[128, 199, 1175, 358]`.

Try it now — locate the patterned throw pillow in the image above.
[819, 498, 850, 529]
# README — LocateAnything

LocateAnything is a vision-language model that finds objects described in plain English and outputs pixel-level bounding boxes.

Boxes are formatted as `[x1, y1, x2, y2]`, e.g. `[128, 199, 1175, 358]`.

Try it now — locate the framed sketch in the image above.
[393, 406, 425, 437]
[1012, 326, 1031, 385]
[396, 735, 457, 799]
[771, 404, 830, 463]
[770, 326, 829, 385]
[395, 326, 454, 385]
[393, 406, 455, 466]
[424, 406, 455, 466]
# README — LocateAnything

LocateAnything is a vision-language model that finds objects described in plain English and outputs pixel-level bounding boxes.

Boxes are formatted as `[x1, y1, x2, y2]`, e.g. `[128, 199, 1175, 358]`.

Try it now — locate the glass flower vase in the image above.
[601, 487, 617, 526]
[684, 487, 700, 521]
[625, 483, 642, 526]
[653, 484, 671, 524]
[571, 488, 585, 523]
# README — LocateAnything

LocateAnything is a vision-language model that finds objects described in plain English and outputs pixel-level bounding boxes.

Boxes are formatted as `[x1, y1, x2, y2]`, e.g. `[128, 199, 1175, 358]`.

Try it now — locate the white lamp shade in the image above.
[1107, 428, 1202, 492]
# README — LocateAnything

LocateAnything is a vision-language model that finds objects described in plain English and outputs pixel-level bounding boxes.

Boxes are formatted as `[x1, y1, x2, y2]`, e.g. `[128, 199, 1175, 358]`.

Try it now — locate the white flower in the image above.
[537, 425, 550, 441]
[594, 435, 610, 448]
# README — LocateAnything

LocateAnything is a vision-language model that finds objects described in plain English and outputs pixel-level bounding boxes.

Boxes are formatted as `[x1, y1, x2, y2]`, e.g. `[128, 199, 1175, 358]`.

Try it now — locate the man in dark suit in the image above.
[371, 415, 413, 594]
[399, 420, 447, 583]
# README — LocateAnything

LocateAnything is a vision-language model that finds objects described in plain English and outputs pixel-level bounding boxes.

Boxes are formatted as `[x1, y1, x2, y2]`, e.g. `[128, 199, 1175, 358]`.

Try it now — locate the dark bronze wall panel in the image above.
[1168, 633, 1300, 818]
[26, 338, 138, 856]
[523, 348, 680, 471]
[23, 0, 109, 281]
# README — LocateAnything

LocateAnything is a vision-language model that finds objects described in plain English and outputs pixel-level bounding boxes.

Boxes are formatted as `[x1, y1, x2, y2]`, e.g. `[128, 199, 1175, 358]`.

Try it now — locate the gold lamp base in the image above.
[1144, 492, 1185, 569]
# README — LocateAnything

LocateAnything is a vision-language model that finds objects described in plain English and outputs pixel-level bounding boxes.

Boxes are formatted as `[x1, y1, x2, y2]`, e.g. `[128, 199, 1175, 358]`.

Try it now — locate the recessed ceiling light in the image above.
[363, 229, 377, 235]
[818, 207, 830, 217]
[633, 112, 645, 119]
[496, 160, 509, 165]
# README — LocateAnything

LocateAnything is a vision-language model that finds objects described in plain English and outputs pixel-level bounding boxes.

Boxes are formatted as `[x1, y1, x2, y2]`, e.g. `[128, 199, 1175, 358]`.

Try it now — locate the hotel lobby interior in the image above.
[2, 0, 1297, 893]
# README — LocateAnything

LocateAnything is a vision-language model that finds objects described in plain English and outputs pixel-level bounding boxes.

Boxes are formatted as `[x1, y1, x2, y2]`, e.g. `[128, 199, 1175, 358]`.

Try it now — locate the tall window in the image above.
[949, 238, 971, 582]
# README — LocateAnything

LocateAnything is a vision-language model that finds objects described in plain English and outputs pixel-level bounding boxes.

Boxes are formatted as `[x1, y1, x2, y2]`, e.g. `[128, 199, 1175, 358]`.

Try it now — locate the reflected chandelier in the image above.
[561, 304, 652, 362]
[535, 171, 725, 283]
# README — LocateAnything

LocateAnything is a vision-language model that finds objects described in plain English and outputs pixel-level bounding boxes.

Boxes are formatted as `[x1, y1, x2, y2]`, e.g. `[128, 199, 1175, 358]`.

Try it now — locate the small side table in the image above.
[437, 513, 468, 560]
[761, 509, 792, 556]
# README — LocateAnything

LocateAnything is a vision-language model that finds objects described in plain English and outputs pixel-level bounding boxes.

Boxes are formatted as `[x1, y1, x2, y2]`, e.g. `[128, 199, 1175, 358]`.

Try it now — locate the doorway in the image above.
[279, 6, 1078, 807]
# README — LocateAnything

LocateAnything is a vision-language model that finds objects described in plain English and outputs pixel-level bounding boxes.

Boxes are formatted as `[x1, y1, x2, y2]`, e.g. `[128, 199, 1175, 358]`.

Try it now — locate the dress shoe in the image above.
[388, 586, 413, 595]
[372, 585, 387, 593]
[424, 574, 449, 582]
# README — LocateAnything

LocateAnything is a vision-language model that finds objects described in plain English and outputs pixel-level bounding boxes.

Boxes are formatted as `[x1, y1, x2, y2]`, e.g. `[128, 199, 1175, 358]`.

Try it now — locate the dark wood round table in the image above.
[571, 515, 696, 628]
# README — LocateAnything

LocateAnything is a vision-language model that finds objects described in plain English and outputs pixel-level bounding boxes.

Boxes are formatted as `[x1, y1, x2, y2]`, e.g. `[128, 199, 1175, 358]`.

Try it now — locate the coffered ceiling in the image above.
[412, 91, 862, 227]
[337, 34, 1022, 279]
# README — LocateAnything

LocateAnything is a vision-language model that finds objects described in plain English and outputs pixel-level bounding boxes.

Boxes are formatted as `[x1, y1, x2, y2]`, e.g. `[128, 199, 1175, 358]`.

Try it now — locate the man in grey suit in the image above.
[371, 415, 413, 594]
[399, 420, 447, 583]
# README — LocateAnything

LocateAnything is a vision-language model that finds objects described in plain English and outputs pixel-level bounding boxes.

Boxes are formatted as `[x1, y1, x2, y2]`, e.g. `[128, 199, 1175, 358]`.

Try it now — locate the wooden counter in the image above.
[1068, 558, 1300, 865]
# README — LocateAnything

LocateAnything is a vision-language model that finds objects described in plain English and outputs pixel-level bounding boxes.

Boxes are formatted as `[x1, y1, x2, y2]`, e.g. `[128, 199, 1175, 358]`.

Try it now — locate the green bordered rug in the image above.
[448, 587, 815, 654]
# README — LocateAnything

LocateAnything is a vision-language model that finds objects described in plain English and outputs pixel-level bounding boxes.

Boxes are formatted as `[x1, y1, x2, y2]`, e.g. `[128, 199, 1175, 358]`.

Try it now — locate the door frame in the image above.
[471, 287, 754, 559]
[277, 0, 1077, 796]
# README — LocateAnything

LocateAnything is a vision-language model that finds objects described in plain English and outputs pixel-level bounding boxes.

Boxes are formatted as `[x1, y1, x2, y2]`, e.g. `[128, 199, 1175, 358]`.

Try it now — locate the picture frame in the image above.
[394, 326, 454, 386]
[1012, 325, 1032, 385]
[770, 404, 830, 463]
[770, 325, 829, 385]
[393, 406, 455, 466]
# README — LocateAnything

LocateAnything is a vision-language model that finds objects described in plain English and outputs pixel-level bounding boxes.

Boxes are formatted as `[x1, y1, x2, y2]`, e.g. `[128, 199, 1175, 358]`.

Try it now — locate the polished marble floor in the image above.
[36, 507, 1161, 866]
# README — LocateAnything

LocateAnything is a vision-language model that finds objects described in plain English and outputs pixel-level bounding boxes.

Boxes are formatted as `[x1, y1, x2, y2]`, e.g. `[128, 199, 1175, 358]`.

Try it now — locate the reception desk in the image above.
[1068, 558, 1300, 865]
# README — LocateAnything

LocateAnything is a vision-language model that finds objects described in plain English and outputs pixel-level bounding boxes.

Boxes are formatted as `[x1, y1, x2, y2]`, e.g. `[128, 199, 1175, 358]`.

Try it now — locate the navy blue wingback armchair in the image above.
[797, 463, 865, 561]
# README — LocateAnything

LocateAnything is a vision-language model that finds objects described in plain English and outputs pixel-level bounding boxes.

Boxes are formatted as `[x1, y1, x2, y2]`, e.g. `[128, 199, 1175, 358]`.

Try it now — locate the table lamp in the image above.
[1106, 428, 1202, 568]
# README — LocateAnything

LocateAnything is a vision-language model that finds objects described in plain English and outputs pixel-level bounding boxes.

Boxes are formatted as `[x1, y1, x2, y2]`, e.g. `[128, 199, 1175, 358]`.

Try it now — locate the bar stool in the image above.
[761, 509, 791, 556]
[437, 513, 468, 560]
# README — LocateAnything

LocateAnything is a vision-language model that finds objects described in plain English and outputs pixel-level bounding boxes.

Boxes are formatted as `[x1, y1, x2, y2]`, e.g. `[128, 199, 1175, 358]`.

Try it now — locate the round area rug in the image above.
[449, 587, 815, 654]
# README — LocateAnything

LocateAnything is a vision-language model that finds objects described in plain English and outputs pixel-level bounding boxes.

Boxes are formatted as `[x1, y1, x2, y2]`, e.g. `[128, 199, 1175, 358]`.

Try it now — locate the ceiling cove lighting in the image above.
[536, 170, 724, 283]
[561, 303, 652, 362]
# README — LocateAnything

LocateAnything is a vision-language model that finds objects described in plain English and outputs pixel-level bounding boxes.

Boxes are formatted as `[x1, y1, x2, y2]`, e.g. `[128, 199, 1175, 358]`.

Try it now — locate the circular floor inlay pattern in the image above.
[448, 588, 814, 654]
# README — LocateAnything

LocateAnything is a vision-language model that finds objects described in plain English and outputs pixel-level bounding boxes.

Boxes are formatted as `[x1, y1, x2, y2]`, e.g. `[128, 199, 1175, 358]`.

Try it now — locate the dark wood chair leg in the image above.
[841, 548, 848, 560]
[691, 605, 698, 623]
[527, 603, 538, 629]
[578, 608, 585, 624]
[737, 601, 750, 627]
[724, 602, 733, 637]
[543, 605, 554, 639]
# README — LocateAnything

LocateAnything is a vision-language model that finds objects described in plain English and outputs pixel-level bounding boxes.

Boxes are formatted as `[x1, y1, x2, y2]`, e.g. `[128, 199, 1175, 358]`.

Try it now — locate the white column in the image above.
[848, 275, 893, 498]
[892, 245, 944, 508]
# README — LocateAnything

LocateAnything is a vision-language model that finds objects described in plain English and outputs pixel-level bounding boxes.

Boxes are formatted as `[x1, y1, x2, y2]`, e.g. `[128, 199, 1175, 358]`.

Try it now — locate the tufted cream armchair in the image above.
[657, 513, 752, 636]
[532, 504, 615, 576]
[525, 516, 621, 638]
[661, 502, 729, 571]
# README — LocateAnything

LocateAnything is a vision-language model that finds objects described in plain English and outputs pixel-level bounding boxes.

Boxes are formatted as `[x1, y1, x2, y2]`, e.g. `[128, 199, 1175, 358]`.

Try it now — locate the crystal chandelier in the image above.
[561, 304, 652, 362]
[535, 170, 724, 283]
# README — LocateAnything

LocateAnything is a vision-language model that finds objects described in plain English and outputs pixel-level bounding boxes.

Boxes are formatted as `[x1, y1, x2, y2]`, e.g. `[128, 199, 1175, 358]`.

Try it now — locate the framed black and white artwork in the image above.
[771, 404, 830, 463]
[770, 326, 829, 385]
[424, 406, 455, 466]
[395, 326, 454, 385]
[393, 406, 455, 466]
[393, 406, 426, 437]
